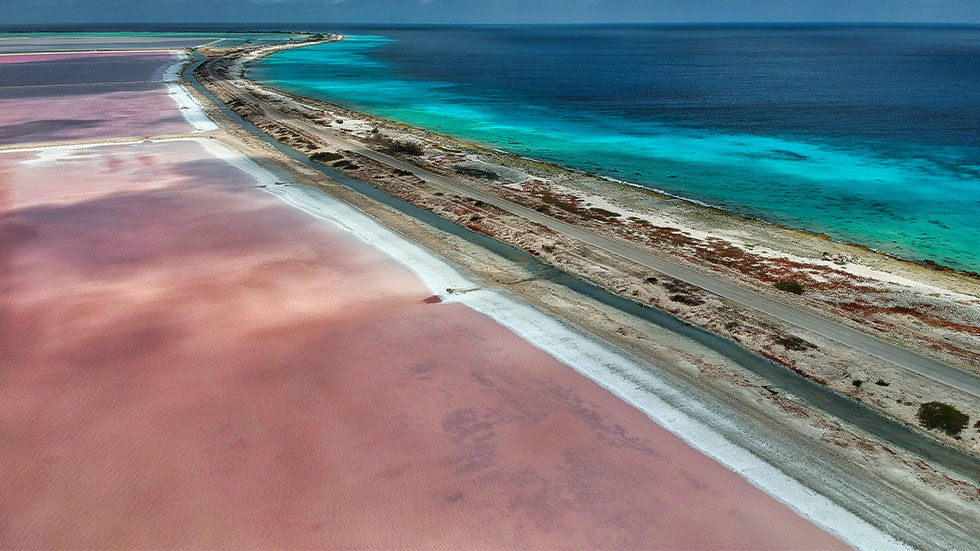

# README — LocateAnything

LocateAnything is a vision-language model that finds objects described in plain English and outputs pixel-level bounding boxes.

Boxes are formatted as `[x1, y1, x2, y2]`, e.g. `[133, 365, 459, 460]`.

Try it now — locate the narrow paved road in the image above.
[203, 59, 980, 400]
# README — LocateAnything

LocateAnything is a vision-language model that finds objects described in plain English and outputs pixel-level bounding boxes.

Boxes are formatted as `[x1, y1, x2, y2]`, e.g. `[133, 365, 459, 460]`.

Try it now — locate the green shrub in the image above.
[366, 133, 394, 148]
[390, 139, 425, 156]
[309, 151, 342, 164]
[366, 133, 425, 156]
[917, 402, 969, 436]
[774, 280, 806, 295]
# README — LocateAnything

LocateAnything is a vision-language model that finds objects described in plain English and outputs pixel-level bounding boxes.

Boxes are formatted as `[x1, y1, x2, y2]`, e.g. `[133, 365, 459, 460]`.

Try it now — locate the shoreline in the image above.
[255, 162, 905, 550]
[242, 50, 980, 292]
[586, 167, 980, 280]
[178, 49, 980, 548]
[249, 40, 980, 279]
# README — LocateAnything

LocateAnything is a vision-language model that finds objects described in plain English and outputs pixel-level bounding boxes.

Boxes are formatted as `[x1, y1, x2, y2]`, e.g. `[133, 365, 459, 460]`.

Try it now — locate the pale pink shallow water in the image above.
[0, 51, 195, 145]
[0, 51, 166, 65]
[0, 51, 176, 85]
[0, 140, 847, 549]
[0, 84, 195, 145]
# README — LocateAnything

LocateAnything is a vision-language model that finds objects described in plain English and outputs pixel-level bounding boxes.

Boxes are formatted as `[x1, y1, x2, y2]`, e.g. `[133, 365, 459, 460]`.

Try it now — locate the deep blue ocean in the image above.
[250, 25, 980, 271]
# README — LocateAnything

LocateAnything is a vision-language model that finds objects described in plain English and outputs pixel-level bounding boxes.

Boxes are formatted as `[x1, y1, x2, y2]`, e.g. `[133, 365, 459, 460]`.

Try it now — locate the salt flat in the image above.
[0, 50, 181, 85]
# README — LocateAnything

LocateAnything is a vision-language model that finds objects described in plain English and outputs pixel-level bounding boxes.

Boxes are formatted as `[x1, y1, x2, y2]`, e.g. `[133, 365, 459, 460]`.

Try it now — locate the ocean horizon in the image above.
[245, 24, 980, 272]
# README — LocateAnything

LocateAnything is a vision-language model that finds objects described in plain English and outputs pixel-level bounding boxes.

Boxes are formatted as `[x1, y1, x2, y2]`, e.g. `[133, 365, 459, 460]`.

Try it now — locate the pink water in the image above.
[0, 84, 202, 145]
[0, 51, 196, 144]
[0, 51, 168, 65]
[0, 140, 846, 549]
[0, 51, 176, 84]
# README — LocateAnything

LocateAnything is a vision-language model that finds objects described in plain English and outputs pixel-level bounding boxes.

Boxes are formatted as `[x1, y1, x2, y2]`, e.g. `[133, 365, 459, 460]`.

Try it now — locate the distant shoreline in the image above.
[251, 60, 978, 279]
[246, 33, 980, 276]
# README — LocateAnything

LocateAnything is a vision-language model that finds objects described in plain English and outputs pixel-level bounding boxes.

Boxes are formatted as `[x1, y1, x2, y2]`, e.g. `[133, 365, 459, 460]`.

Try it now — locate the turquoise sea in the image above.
[250, 26, 980, 271]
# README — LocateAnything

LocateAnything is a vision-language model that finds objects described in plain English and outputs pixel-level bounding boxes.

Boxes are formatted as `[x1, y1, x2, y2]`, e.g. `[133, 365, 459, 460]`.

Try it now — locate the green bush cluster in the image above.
[773, 280, 806, 295]
[389, 139, 425, 156]
[309, 151, 342, 164]
[366, 134, 425, 156]
[916, 402, 969, 436]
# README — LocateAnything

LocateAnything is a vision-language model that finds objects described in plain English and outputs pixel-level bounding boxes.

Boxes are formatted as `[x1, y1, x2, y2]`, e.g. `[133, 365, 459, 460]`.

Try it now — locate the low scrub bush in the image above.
[366, 133, 425, 155]
[309, 151, 342, 164]
[917, 402, 969, 436]
[389, 139, 425, 156]
[774, 280, 806, 295]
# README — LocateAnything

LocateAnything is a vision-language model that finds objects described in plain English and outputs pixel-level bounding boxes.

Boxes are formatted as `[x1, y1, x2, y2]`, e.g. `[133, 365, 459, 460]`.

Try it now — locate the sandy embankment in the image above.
[199, 39, 980, 456]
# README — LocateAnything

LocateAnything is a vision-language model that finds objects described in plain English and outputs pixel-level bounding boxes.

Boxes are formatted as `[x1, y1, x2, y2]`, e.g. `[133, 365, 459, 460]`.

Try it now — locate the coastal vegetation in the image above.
[774, 280, 806, 295]
[367, 133, 425, 155]
[310, 151, 342, 164]
[916, 402, 969, 436]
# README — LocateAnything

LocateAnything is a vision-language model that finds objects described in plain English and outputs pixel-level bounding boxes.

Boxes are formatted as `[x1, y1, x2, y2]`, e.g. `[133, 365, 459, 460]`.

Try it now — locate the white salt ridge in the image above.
[157, 50, 218, 133]
[202, 138, 908, 551]
[166, 82, 218, 133]
[160, 52, 187, 82]
[9, 139, 151, 163]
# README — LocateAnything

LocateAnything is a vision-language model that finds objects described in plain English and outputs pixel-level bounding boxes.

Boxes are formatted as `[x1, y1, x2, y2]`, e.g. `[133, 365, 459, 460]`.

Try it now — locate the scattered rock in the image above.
[454, 160, 529, 184]
[669, 294, 704, 306]
[775, 335, 814, 351]
[822, 251, 854, 265]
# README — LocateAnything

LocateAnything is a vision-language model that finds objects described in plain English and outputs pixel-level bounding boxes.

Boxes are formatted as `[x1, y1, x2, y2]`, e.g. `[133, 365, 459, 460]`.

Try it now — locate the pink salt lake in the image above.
[0, 51, 199, 145]
[0, 139, 846, 549]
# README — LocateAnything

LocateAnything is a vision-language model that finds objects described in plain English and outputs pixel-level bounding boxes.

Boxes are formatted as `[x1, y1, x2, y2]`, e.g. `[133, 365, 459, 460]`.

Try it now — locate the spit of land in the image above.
[0, 34, 976, 550]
